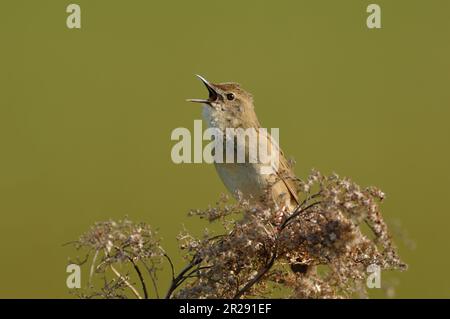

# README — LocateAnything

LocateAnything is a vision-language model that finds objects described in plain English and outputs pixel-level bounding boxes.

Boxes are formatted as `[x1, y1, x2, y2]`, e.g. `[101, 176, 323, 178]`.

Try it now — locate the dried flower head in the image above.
[68, 171, 407, 299]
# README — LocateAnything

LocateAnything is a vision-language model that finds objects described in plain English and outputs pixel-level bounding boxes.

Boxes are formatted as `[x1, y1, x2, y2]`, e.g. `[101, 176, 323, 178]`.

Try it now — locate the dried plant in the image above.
[68, 170, 406, 299]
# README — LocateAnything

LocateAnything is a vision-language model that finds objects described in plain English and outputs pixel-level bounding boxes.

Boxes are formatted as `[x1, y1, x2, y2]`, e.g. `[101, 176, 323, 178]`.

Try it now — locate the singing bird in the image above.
[187, 75, 300, 213]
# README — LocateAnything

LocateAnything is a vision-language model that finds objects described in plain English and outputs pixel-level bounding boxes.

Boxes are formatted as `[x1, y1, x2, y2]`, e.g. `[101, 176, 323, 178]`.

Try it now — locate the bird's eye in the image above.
[226, 93, 235, 101]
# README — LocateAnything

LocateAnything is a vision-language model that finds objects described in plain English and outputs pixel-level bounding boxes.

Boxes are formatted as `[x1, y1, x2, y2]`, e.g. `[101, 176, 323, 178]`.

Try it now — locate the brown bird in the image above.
[187, 75, 300, 214]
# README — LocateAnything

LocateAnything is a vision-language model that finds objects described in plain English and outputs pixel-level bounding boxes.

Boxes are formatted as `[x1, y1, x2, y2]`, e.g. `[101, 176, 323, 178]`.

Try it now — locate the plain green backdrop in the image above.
[0, 1, 449, 298]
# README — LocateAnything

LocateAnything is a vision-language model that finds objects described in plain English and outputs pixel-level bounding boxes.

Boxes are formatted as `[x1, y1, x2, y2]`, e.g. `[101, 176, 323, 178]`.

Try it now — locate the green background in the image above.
[0, 0, 449, 298]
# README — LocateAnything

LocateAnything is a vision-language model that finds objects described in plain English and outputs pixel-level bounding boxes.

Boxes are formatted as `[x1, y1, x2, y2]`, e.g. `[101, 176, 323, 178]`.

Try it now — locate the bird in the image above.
[187, 75, 300, 215]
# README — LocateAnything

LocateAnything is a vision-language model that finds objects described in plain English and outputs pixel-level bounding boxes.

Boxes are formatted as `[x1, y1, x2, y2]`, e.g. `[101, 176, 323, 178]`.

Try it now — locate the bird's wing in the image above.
[276, 148, 300, 205]
[241, 117, 300, 207]
[258, 128, 300, 206]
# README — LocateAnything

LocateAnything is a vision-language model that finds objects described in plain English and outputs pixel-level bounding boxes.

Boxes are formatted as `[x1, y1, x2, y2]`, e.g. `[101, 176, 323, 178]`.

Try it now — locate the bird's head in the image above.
[187, 75, 257, 129]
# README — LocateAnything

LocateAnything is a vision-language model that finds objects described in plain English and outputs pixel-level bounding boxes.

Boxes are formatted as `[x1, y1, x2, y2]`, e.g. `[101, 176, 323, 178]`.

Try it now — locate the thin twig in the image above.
[110, 264, 143, 299]
[143, 260, 160, 299]
[103, 248, 142, 299]
[282, 201, 322, 229]
[163, 253, 175, 281]
[183, 265, 212, 279]
[233, 198, 323, 298]
[165, 256, 202, 299]
[234, 253, 277, 299]
[88, 249, 99, 287]
[128, 257, 148, 299]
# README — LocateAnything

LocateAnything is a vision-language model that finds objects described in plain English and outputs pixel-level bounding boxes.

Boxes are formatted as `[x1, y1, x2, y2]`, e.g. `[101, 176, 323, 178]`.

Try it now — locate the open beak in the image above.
[186, 74, 218, 105]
